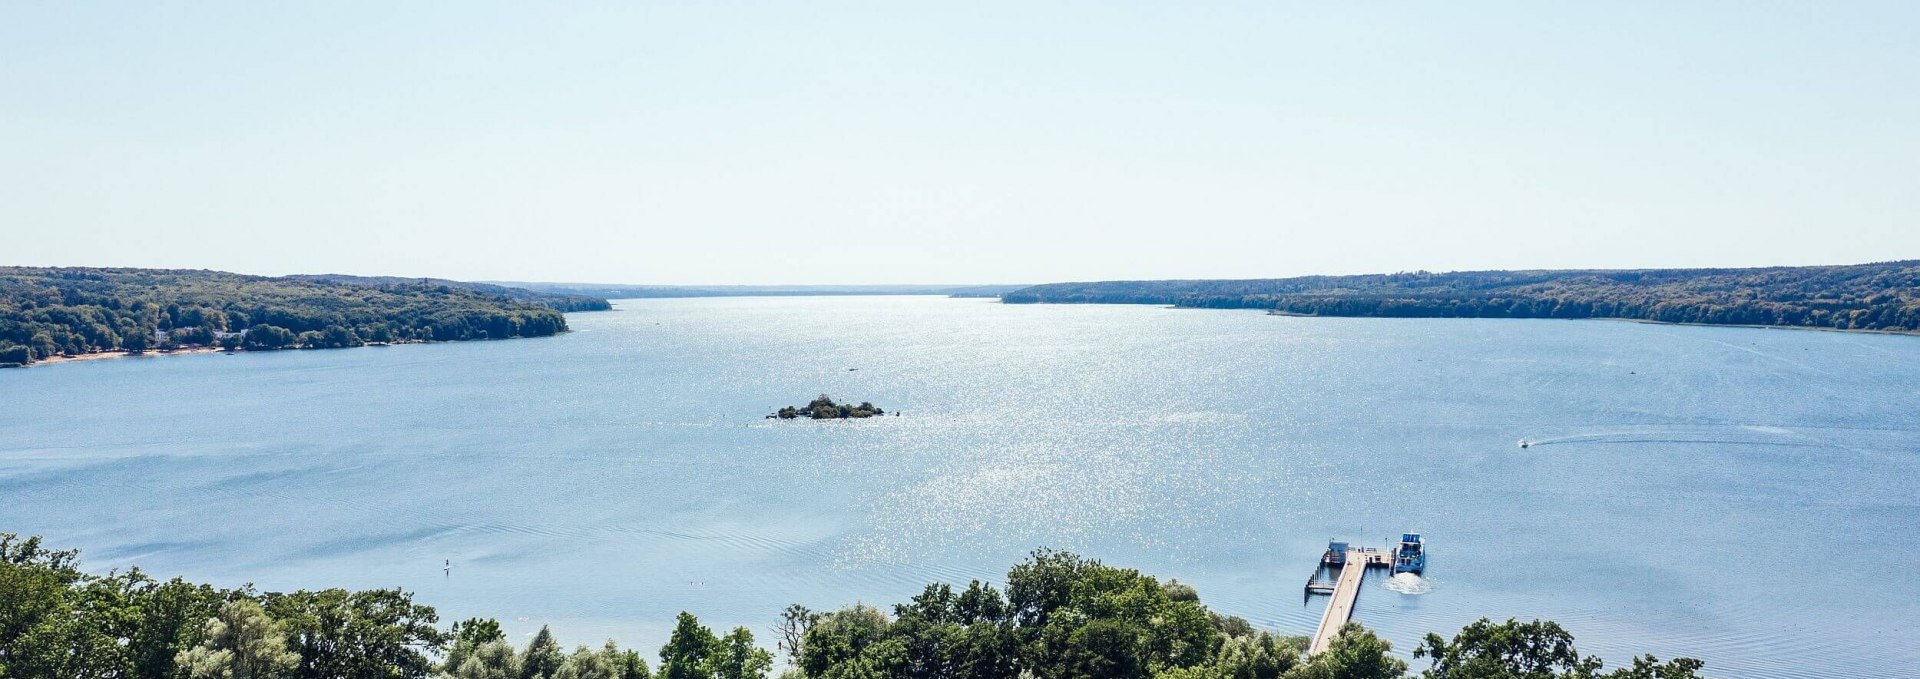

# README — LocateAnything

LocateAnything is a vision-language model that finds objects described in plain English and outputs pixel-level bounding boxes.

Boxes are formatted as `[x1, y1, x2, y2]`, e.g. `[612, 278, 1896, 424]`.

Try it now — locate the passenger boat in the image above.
[1392, 533, 1425, 574]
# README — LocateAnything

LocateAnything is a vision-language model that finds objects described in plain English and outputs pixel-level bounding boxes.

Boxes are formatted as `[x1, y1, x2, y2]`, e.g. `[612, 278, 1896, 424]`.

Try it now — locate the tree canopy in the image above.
[1001, 261, 1920, 332]
[0, 535, 1705, 679]
[771, 395, 886, 420]
[0, 267, 602, 366]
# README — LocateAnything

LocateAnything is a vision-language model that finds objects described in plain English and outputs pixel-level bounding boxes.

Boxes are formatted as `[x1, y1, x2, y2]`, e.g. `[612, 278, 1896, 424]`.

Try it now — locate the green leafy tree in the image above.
[175, 599, 299, 679]
[619, 650, 652, 679]
[122, 327, 153, 352]
[451, 640, 522, 679]
[523, 626, 566, 679]
[444, 618, 509, 675]
[262, 587, 445, 679]
[0, 534, 86, 677]
[1413, 618, 1600, 679]
[1212, 632, 1300, 679]
[556, 640, 650, 679]
[707, 627, 771, 679]
[659, 613, 719, 679]
[799, 605, 890, 679]
[127, 575, 228, 677]
[244, 325, 296, 350]
[1067, 619, 1145, 679]
[1286, 624, 1406, 679]
[1599, 655, 1704, 679]
[319, 325, 362, 348]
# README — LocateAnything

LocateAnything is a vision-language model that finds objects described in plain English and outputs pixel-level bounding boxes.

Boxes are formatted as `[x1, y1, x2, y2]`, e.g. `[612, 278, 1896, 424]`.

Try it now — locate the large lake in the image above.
[4, 296, 1917, 677]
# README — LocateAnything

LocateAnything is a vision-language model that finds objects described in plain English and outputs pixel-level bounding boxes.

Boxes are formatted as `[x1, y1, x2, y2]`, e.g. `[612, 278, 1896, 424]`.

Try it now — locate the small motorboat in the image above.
[1517, 439, 1529, 449]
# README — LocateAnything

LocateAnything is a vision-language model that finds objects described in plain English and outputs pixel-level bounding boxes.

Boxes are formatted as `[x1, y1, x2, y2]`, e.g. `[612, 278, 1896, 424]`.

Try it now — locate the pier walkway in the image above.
[1306, 547, 1390, 655]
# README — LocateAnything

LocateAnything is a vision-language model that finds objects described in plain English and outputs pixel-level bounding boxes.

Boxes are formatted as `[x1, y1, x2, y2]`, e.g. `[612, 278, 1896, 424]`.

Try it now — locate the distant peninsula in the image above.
[0, 267, 613, 368]
[769, 394, 889, 419]
[1001, 261, 1920, 333]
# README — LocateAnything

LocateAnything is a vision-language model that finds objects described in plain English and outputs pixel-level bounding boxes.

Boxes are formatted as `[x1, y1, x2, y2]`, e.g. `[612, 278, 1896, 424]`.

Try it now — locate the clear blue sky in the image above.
[3, 2, 1915, 284]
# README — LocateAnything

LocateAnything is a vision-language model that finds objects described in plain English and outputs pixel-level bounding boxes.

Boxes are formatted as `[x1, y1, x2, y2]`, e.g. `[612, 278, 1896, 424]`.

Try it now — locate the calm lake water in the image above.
[4, 296, 1917, 677]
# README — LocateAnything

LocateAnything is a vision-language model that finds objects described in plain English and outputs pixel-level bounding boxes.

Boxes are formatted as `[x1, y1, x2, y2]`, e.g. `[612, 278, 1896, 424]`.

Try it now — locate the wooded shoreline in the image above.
[1, 267, 609, 368]
[1003, 261, 1920, 333]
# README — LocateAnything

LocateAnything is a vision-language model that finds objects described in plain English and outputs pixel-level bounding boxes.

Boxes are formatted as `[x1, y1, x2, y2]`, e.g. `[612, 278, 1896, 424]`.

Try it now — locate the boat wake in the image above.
[1519, 430, 1824, 449]
[1382, 572, 1433, 595]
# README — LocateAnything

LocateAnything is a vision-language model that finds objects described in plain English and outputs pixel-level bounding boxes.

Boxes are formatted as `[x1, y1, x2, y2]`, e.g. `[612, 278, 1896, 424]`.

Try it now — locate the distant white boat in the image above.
[1517, 439, 1529, 449]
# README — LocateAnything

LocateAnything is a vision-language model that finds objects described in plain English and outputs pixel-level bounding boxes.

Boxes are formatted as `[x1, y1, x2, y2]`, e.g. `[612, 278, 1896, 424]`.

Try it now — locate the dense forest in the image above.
[1, 534, 1704, 679]
[1002, 261, 1920, 332]
[287, 275, 612, 313]
[0, 268, 598, 367]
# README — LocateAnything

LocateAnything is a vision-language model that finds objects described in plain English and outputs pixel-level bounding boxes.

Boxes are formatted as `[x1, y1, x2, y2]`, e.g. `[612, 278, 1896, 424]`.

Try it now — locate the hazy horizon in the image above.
[9, 257, 1919, 290]
[5, 3, 1917, 284]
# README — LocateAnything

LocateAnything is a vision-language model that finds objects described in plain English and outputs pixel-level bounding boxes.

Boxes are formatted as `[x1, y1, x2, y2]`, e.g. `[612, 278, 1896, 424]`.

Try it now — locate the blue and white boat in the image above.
[1392, 533, 1425, 574]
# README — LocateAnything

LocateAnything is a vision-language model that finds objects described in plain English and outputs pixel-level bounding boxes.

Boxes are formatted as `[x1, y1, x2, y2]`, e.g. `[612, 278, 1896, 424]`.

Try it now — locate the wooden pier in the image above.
[1304, 546, 1391, 655]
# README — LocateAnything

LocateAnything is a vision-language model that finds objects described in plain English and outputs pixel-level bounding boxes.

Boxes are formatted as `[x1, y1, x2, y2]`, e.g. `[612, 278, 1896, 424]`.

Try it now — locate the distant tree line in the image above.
[0, 268, 600, 367]
[1, 534, 1704, 679]
[285, 274, 612, 313]
[1001, 261, 1920, 332]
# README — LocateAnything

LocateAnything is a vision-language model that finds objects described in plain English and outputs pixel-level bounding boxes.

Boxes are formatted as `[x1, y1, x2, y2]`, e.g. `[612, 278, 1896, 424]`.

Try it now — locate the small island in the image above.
[770, 394, 889, 419]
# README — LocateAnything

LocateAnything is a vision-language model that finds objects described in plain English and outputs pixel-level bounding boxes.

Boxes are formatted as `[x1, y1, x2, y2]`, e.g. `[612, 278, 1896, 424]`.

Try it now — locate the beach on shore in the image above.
[26, 346, 228, 367]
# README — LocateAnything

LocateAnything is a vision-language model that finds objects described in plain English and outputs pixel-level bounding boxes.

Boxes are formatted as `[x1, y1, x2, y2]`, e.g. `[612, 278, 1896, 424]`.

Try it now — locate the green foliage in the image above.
[445, 617, 514, 675]
[261, 587, 445, 679]
[659, 613, 720, 679]
[0, 534, 229, 679]
[445, 633, 651, 679]
[0, 534, 664, 679]
[799, 604, 894, 679]
[554, 640, 649, 679]
[1002, 261, 1920, 332]
[524, 626, 566, 679]
[445, 619, 511, 676]
[771, 395, 887, 420]
[451, 640, 523, 679]
[1596, 655, 1704, 679]
[1210, 632, 1302, 679]
[710, 628, 772, 679]
[244, 324, 297, 350]
[175, 599, 299, 679]
[1288, 624, 1407, 679]
[283, 274, 612, 313]
[0, 536, 1708, 679]
[171, 325, 218, 346]
[649, 614, 766, 679]
[0, 267, 579, 365]
[1413, 618, 1598, 679]
[0, 342, 29, 367]
[1411, 619, 1704, 679]
[796, 550, 1224, 679]
[1066, 618, 1146, 679]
